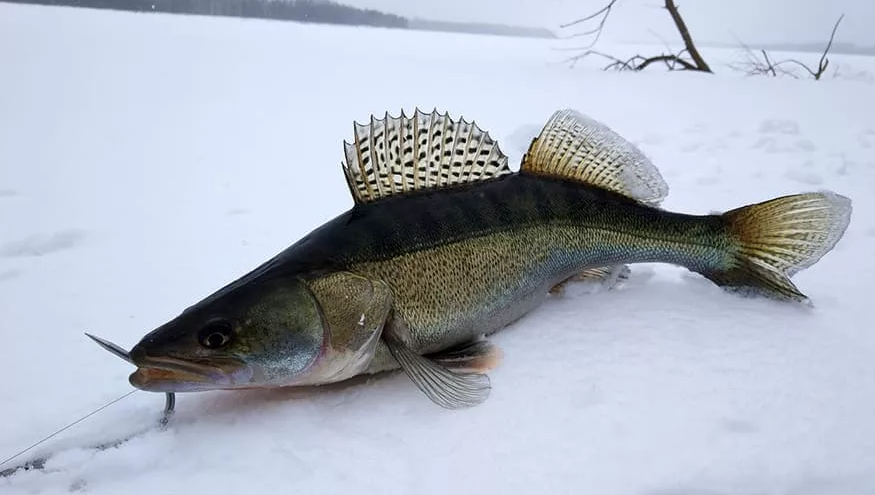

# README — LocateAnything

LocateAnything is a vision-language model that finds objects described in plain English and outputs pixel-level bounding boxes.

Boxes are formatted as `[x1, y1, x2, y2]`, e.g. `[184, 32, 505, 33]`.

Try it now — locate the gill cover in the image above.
[232, 276, 328, 385]
[301, 271, 394, 384]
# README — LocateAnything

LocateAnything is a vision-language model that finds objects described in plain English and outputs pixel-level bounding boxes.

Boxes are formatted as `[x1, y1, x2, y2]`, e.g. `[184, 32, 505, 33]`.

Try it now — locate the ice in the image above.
[1, 3, 874, 495]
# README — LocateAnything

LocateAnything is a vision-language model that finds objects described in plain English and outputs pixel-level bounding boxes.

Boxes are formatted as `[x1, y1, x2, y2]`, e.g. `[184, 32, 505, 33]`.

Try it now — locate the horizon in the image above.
[339, 0, 875, 47]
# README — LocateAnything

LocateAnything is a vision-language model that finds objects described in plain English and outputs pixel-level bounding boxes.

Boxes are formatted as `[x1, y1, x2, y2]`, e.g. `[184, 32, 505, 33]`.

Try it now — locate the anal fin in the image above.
[550, 265, 631, 295]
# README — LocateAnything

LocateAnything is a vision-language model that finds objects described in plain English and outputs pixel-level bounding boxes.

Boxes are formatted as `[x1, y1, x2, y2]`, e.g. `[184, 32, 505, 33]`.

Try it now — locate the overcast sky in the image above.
[343, 0, 874, 46]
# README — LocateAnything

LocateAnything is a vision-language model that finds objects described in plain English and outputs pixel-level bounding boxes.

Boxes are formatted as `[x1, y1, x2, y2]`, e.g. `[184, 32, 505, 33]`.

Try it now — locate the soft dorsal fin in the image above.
[341, 108, 512, 204]
[521, 109, 669, 206]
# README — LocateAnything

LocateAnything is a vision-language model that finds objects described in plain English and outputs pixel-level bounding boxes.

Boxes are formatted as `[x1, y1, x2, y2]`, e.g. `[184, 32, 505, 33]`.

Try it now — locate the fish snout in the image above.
[129, 342, 148, 366]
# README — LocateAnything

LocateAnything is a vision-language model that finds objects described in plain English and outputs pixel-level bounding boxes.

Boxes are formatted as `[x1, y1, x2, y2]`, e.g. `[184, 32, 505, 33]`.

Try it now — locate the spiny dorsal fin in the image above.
[521, 109, 669, 206]
[341, 108, 512, 204]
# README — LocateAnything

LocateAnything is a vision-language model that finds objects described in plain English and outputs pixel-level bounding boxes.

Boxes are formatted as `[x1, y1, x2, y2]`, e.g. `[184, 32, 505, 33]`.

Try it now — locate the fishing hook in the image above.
[84, 333, 176, 424]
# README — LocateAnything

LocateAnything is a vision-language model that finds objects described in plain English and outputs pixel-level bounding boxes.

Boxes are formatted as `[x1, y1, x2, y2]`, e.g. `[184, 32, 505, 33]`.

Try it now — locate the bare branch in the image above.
[813, 13, 844, 80]
[664, 0, 712, 73]
[760, 50, 777, 76]
[565, 49, 700, 72]
[728, 14, 845, 81]
[638, 54, 698, 71]
[558, 0, 617, 50]
[559, 0, 617, 29]
[561, 0, 712, 74]
[563, 49, 625, 69]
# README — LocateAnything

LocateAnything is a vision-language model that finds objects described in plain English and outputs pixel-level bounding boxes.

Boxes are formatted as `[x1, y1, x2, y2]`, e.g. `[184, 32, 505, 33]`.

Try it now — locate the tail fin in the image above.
[706, 191, 852, 304]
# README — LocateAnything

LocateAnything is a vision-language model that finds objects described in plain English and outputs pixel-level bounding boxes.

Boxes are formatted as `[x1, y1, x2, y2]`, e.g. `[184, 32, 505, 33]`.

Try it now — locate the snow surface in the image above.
[2, 4, 875, 494]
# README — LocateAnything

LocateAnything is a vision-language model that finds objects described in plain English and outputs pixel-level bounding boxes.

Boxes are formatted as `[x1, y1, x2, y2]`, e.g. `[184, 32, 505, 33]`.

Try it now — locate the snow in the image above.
[2, 4, 875, 494]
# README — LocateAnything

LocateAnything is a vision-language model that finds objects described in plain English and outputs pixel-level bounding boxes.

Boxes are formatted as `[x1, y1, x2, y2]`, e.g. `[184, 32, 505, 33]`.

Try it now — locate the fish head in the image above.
[128, 276, 328, 393]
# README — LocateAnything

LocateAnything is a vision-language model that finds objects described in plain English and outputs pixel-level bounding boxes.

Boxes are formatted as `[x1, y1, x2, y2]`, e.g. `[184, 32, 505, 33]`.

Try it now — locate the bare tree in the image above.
[562, 1, 844, 81]
[728, 15, 845, 80]
[561, 0, 712, 73]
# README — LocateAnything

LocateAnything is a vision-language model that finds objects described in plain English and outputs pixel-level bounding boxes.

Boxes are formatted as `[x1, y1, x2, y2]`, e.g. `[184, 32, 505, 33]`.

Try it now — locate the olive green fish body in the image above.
[275, 174, 724, 356]
[120, 108, 852, 410]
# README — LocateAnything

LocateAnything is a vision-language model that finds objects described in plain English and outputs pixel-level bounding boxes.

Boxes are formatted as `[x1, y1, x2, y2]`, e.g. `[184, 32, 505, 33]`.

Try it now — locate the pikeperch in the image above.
[113, 109, 852, 409]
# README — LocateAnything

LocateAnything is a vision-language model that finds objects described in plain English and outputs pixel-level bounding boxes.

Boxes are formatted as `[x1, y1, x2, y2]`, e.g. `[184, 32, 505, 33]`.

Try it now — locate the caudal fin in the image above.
[706, 191, 852, 304]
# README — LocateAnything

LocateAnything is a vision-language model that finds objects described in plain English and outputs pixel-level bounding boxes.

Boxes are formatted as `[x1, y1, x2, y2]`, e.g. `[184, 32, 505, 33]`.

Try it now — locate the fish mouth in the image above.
[129, 354, 252, 393]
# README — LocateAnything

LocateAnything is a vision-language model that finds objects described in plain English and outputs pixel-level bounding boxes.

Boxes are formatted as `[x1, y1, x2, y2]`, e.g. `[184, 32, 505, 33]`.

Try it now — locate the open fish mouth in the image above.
[129, 355, 252, 392]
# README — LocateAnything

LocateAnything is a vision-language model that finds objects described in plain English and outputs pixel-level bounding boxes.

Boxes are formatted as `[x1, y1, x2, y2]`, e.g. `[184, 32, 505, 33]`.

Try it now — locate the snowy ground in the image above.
[2, 4, 875, 494]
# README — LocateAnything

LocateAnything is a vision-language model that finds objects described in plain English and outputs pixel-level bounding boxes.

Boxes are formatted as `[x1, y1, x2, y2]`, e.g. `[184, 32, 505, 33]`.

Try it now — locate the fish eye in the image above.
[198, 319, 233, 349]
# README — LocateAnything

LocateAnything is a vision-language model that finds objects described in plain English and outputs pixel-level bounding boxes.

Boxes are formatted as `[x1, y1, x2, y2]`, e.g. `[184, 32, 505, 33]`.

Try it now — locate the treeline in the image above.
[409, 19, 555, 39]
[4, 0, 409, 29]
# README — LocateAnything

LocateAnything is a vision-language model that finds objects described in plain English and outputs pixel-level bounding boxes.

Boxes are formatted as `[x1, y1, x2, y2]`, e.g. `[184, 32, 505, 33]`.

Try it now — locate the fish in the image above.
[114, 108, 852, 409]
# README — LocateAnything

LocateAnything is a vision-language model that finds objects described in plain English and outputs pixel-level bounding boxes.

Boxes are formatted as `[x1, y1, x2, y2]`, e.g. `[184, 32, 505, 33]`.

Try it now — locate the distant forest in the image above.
[4, 0, 409, 28]
[410, 19, 554, 39]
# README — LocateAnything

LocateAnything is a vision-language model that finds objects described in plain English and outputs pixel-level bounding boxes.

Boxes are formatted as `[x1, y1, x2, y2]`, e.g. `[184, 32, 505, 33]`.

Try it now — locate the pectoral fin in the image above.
[382, 320, 492, 409]
[384, 338, 492, 409]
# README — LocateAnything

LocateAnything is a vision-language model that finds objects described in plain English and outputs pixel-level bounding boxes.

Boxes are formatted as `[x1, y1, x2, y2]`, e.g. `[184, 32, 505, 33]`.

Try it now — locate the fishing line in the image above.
[3, 335, 176, 476]
[0, 389, 137, 471]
